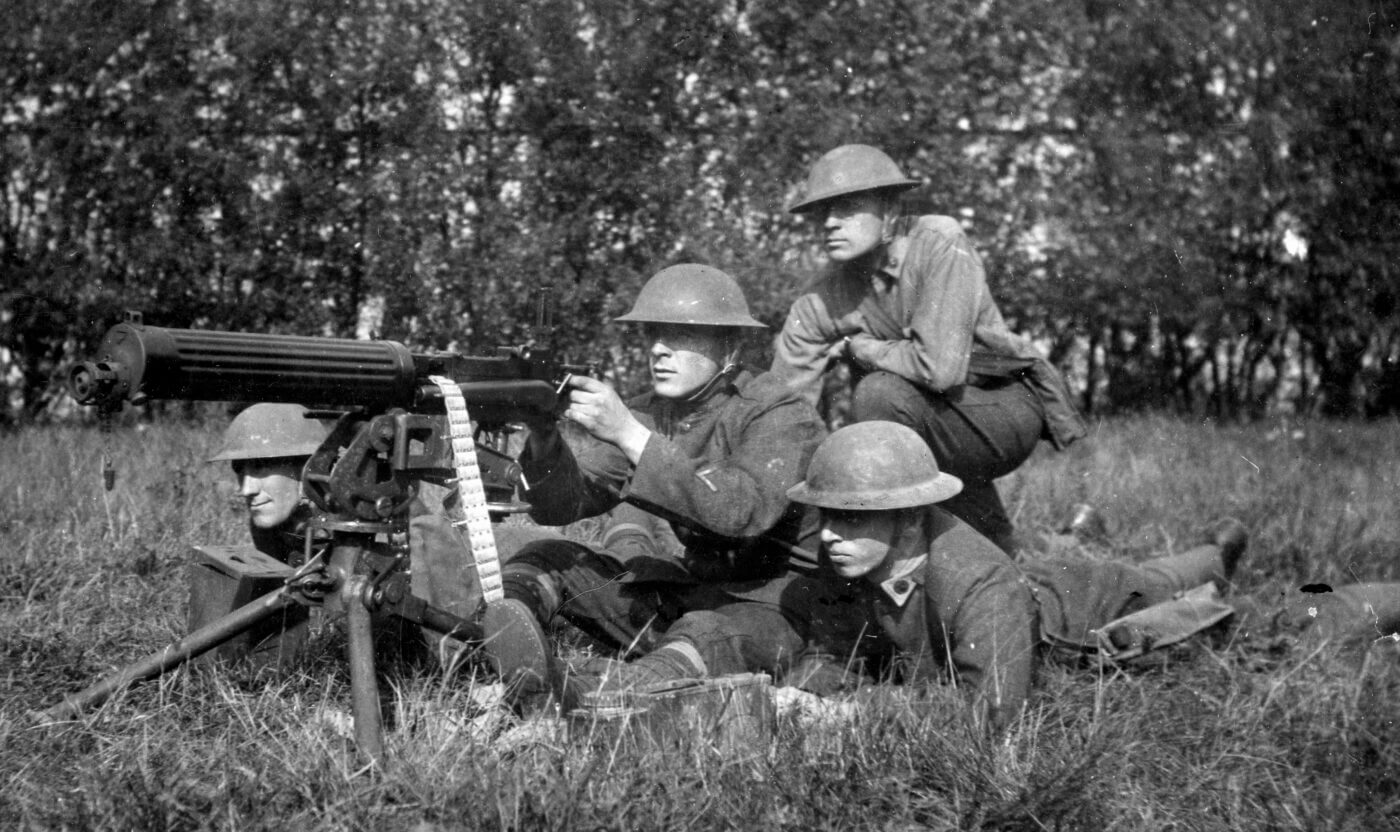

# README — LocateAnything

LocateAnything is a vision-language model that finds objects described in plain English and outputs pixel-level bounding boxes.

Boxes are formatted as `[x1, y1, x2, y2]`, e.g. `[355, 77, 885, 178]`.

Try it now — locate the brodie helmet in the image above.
[787, 144, 920, 214]
[787, 421, 962, 510]
[208, 403, 330, 462]
[614, 264, 767, 329]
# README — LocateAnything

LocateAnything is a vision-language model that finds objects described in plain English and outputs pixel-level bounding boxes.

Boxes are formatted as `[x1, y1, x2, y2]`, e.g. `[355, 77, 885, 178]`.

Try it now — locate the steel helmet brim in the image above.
[614, 264, 769, 329]
[787, 179, 920, 215]
[787, 143, 920, 214]
[787, 473, 962, 510]
[613, 311, 769, 329]
[785, 420, 964, 510]
[208, 402, 331, 462]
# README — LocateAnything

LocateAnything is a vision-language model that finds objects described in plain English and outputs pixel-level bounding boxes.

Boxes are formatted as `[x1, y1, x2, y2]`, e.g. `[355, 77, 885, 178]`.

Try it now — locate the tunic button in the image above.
[892, 579, 910, 594]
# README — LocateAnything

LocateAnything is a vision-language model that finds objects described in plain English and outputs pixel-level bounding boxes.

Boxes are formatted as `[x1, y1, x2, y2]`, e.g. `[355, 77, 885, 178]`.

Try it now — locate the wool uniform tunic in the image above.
[509, 369, 850, 676]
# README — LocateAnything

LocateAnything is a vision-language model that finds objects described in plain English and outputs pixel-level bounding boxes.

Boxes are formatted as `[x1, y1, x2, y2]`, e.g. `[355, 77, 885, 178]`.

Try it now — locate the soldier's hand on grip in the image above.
[562, 375, 651, 463]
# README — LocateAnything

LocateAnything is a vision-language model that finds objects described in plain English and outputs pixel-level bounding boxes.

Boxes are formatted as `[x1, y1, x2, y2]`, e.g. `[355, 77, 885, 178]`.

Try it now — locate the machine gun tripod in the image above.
[37, 514, 544, 763]
[38, 314, 590, 763]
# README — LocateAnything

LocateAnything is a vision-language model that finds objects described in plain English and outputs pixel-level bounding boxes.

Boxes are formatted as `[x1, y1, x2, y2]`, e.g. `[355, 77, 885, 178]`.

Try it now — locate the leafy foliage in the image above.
[2, 0, 1398, 421]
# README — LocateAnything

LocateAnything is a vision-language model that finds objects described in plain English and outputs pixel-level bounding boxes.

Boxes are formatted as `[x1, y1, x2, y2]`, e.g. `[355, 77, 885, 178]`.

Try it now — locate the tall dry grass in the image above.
[2, 414, 1398, 830]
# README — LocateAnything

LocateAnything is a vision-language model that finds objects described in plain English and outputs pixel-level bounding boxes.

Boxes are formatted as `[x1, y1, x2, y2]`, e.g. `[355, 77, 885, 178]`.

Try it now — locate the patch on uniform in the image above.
[694, 467, 718, 492]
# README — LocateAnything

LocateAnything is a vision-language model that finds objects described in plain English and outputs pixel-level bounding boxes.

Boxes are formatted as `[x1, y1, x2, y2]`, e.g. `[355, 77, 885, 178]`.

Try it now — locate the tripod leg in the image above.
[345, 574, 384, 765]
[35, 586, 294, 724]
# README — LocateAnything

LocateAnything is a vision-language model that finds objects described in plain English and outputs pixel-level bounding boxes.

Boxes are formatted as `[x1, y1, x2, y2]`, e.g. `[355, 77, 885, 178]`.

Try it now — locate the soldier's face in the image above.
[233, 458, 305, 529]
[820, 192, 889, 262]
[644, 324, 730, 400]
[819, 509, 898, 580]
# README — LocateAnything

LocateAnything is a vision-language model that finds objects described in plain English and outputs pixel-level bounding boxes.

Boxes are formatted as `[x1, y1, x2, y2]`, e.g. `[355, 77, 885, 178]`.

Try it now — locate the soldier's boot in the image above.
[1137, 519, 1249, 594]
[1211, 518, 1249, 579]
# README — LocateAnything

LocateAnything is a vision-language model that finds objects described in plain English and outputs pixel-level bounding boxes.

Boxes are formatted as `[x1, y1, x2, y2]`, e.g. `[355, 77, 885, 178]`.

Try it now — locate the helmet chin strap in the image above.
[682, 345, 743, 404]
[879, 193, 903, 245]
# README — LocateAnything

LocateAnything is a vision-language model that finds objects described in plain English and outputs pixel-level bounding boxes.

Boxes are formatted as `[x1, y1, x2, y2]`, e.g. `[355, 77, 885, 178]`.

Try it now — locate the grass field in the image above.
[2, 414, 1398, 830]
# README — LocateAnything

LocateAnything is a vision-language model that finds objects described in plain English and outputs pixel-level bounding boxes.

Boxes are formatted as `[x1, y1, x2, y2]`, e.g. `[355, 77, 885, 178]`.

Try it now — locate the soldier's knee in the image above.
[494, 524, 564, 562]
[852, 371, 919, 423]
[506, 538, 587, 575]
[665, 610, 737, 643]
[661, 611, 751, 675]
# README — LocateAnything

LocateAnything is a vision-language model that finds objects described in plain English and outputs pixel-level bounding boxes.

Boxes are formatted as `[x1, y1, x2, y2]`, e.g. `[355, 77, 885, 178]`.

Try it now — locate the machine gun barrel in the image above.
[69, 320, 566, 423]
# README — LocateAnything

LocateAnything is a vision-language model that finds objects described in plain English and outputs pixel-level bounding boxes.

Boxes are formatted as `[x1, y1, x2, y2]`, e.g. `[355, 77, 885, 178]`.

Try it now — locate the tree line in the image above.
[2, 0, 1396, 424]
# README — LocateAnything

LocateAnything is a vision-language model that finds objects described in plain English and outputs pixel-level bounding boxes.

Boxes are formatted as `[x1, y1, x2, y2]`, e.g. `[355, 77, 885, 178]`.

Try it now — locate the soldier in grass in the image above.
[495, 264, 862, 704]
[782, 420, 1249, 731]
[209, 403, 330, 562]
[207, 402, 538, 674]
[203, 403, 332, 668]
[771, 144, 1088, 555]
[1233, 581, 1400, 663]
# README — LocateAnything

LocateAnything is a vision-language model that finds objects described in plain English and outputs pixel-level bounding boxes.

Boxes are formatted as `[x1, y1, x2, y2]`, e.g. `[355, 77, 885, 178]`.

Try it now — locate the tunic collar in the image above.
[869, 506, 938, 606]
[877, 552, 928, 606]
[880, 221, 912, 273]
[648, 369, 747, 435]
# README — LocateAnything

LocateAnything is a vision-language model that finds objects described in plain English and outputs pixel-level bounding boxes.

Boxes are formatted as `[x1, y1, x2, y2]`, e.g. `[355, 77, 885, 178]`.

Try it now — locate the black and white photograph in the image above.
[2, 1, 1397, 829]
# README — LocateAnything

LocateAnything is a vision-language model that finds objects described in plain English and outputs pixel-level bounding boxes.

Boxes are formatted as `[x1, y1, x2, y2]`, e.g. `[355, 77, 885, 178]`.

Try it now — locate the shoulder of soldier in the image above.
[904, 214, 965, 240]
[922, 509, 1021, 583]
[892, 215, 985, 283]
[733, 368, 825, 420]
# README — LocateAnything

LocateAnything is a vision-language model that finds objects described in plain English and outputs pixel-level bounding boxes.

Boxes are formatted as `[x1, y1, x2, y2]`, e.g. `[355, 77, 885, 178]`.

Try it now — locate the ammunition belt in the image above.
[427, 375, 504, 604]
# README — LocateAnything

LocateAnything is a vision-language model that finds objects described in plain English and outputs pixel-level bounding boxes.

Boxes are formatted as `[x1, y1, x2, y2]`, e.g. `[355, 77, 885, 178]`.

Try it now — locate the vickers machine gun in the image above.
[40, 312, 591, 762]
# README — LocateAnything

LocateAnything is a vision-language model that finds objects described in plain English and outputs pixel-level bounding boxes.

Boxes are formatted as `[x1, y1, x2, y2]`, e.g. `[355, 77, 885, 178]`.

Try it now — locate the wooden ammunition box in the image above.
[187, 544, 308, 669]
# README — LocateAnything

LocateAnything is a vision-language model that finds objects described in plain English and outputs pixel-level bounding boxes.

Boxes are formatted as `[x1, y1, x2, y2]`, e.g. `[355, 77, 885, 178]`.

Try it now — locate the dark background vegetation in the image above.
[3, 5, 1399, 826]
[3, 0, 1398, 423]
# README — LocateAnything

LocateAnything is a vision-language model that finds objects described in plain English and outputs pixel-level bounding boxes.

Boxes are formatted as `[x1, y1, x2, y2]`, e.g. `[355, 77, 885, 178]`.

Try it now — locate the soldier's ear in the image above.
[893, 506, 924, 535]
[879, 197, 898, 243]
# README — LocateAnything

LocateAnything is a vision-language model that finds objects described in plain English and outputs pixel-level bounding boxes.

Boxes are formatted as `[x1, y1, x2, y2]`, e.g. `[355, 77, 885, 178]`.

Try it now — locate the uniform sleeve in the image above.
[847, 218, 985, 393]
[517, 424, 628, 526]
[625, 393, 825, 541]
[770, 292, 841, 409]
[944, 565, 1037, 731]
[789, 575, 886, 695]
